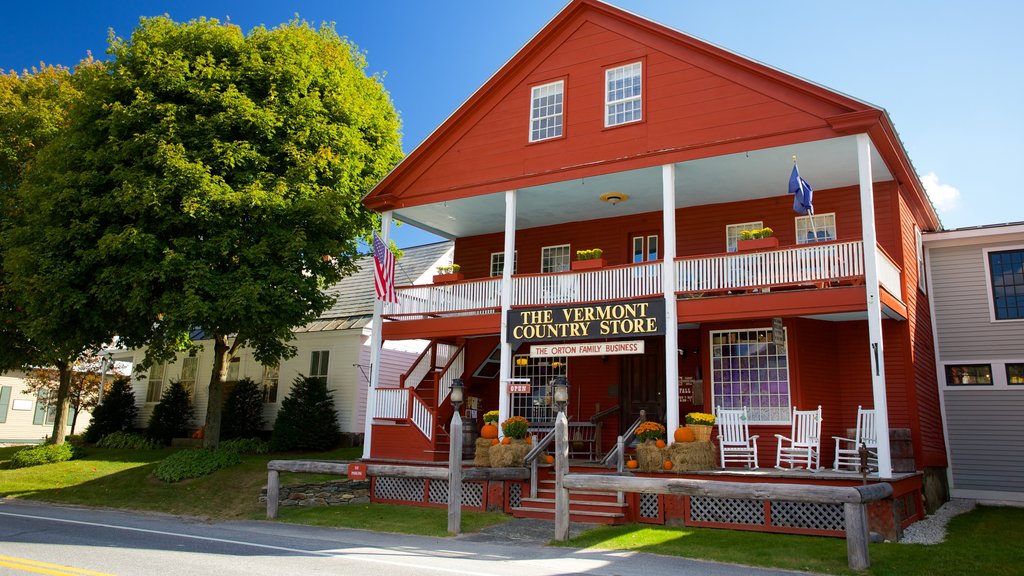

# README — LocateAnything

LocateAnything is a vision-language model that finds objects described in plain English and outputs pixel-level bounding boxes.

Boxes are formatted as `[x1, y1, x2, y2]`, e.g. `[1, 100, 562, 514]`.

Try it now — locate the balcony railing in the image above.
[387, 240, 890, 318]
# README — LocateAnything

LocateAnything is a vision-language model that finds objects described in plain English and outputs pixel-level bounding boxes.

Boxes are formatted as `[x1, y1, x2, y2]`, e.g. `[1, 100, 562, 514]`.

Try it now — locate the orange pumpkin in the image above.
[480, 424, 499, 439]
[526, 436, 532, 444]
[674, 427, 696, 443]
[626, 459, 638, 469]
[502, 437, 511, 444]
[491, 438, 499, 445]
[655, 439, 666, 449]
[663, 459, 674, 470]
[544, 454, 554, 464]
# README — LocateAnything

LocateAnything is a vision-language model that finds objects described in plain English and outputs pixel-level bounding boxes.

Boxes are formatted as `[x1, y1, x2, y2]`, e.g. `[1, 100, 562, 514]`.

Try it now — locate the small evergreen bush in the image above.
[9, 443, 80, 468]
[152, 448, 241, 483]
[96, 431, 162, 450]
[219, 437, 270, 454]
[221, 377, 266, 440]
[84, 375, 139, 443]
[271, 375, 341, 451]
[146, 380, 195, 446]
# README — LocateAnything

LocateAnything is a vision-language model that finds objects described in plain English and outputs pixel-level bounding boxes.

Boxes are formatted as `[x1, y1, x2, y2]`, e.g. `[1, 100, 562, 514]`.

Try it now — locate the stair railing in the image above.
[589, 404, 621, 457]
[600, 409, 646, 471]
[524, 428, 557, 499]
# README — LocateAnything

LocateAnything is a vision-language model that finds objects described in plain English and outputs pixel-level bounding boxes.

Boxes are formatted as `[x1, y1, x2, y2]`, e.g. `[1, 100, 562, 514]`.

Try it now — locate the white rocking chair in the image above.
[833, 406, 878, 472]
[775, 405, 822, 470]
[716, 406, 759, 469]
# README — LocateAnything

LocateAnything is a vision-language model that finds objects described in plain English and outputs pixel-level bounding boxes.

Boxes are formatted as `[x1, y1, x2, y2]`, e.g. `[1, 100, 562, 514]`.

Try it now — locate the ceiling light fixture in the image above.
[600, 192, 630, 206]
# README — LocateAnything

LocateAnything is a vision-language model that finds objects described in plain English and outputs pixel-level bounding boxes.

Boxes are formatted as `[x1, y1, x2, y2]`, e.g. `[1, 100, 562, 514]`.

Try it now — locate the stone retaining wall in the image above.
[259, 479, 371, 507]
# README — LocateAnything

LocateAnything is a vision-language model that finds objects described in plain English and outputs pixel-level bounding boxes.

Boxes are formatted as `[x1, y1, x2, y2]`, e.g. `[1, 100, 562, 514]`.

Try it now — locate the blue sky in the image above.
[3, 1, 1020, 247]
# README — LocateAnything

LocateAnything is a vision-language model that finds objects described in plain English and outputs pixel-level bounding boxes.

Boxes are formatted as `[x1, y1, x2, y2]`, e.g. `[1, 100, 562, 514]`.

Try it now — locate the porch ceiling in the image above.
[393, 135, 891, 239]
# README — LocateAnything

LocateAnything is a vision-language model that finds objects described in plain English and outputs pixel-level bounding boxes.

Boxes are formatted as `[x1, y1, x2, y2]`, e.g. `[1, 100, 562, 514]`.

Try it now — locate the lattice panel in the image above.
[639, 492, 660, 519]
[509, 482, 522, 509]
[771, 501, 844, 532]
[374, 477, 425, 503]
[427, 480, 484, 508]
[690, 497, 765, 525]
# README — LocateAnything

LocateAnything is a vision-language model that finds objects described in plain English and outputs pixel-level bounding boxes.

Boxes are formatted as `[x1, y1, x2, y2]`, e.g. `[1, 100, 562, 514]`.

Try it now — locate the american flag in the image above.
[373, 231, 398, 304]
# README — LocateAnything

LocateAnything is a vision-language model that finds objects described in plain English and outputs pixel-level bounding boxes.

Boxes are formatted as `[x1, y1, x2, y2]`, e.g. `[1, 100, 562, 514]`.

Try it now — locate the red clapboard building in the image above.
[359, 0, 944, 537]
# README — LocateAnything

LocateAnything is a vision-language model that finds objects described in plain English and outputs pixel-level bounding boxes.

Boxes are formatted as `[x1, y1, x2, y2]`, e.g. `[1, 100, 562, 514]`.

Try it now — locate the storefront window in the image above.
[710, 328, 790, 424]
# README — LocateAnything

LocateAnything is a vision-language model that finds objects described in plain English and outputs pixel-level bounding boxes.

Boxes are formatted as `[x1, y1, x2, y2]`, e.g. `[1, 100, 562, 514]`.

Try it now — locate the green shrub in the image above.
[96, 431, 162, 450]
[84, 375, 139, 443]
[146, 380, 195, 446]
[152, 448, 242, 483]
[219, 437, 270, 454]
[272, 375, 340, 451]
[221, 377, 266, 440]
[9, 443, 80, 468]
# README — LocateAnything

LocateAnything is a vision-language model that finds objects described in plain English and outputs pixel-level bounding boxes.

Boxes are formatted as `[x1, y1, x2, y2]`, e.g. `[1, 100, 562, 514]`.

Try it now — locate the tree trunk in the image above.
[203, 334, 232, 449]
[49, 360, 73, 445]
[70, 408, 79, 435]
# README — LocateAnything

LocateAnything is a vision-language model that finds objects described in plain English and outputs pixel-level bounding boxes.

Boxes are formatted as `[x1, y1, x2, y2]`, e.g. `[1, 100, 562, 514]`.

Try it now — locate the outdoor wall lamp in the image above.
[450, 378, 464, 412]
[552, 376, 569, 413]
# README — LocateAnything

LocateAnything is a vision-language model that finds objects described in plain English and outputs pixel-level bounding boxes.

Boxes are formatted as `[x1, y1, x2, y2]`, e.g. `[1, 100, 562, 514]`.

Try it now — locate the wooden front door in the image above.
[620, 340, 665, 433]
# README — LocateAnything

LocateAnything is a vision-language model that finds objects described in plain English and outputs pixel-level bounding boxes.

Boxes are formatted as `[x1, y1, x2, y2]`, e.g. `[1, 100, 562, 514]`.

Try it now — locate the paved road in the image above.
[0, 500, 809, 576]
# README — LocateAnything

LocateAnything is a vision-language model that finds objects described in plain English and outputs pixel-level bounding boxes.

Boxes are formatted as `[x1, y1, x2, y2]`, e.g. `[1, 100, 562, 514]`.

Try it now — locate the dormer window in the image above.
[605, 62, 642, 127]
[530, 80, 564, 142]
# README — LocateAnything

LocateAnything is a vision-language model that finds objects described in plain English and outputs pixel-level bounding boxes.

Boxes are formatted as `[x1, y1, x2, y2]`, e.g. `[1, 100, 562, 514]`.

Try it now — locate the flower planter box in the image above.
[737, 237, 779, 252]
[432, 272, 464, 283]
[571, 258, 607, 271]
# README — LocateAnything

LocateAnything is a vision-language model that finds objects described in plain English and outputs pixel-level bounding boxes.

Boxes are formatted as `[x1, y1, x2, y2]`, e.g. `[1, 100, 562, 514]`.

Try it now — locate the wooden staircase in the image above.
[511, 466, 629, 525]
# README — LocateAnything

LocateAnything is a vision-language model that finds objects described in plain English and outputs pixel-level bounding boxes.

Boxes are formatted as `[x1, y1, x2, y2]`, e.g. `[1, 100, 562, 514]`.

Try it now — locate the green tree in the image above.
[22, 359, 104, 435]
[272, 375, 340, 451]
[146, 380, 196, 445]
[0, 62, 116, 445]
[84, 375, 139, 443]
[220, 377, 265, 440]
[11, 17, 402, 448]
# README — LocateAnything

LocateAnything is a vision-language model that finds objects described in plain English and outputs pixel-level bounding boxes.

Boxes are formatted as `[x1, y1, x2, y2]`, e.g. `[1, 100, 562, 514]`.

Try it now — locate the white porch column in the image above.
[498, 190, 517, 425]
[856, 134, 893, 478]
[662, 164, 680, 437]
[362, 210, 393, 460]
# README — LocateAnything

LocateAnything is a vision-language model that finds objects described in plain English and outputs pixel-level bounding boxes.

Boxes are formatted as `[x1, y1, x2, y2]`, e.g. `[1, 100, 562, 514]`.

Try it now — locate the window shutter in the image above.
[33, 396, 47, 425]
[0, 386, 10, 424]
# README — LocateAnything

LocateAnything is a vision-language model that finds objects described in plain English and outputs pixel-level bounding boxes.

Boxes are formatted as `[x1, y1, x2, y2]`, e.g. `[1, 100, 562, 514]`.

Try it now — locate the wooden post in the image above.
[844, 502, 871, 570]
[266, 469, 280, 519]
[448, 412, 463, 535]
[554, 411, 570, 541]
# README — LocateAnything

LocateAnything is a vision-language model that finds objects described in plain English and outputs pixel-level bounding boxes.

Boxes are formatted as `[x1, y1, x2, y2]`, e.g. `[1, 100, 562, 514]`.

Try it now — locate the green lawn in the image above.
[2, 444, 1021, 575]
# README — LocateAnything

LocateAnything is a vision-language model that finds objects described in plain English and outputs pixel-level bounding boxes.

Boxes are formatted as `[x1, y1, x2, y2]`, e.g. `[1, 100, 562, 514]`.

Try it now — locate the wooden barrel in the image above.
[462, 417, 478, 460]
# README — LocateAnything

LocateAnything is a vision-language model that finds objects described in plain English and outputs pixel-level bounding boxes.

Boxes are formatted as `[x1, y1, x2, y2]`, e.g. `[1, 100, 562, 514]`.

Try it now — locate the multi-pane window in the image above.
[605, 62, 642, 127]
[261, 365, 280, 403]
[1007, 364, 1024, 385]
[945, 364, 993, 386]
[711, 328, 791, 424]
[632, 234, 659, 263]
[541, 245, 571, 273]
[310, 350, 330, 385]
[530, 81, 564, 142]
[726, 222, 763, 253]
[179, 355, 199, 399]
[490, 251, 518, 277]
[795, 213, 836, 244]
[473, 346, 503, 379]
[987, 249, 1024, 320]
[510, 354, 569, 426]
[146, 363, 166, 402]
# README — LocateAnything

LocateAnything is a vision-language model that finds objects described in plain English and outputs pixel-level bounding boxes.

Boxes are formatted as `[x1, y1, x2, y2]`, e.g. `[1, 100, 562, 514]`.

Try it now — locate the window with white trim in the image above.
[490, 251, 518, 277]
[541, 244, 571, 273]
[605, 62, 642, 127]
[226, 357, 240, 381]
[915, 225, 926, 293]
[945, 364, 993, 386]
[529, 81, 563, 142]
[261, 365, 280, 403]
[473, 345, 502, 379]
[510, 354, 569, 426]
[726, 222, 762, 253]
[146, 363, 166, 403]
[986, 248, 1024, 320]
[795, 213, 836, 244]
[632, 234, 659, 263]
[179, 355, 199, 399]
[710, 328, 791, 424]
[1007, 364, 1024, 385]
[310, 350, 330, 385]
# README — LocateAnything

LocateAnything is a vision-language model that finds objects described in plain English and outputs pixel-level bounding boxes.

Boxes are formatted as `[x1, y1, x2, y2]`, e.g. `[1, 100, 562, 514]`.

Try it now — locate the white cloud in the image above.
[920, 172, 961, 213]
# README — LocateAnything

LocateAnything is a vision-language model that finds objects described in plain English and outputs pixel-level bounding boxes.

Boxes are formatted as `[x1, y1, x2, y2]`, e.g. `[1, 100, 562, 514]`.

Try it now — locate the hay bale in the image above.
[474, 437, 494, 467]
[636, 441, 666, 471]
[489, 439, 529, 467]
[667, 440, 718, 471]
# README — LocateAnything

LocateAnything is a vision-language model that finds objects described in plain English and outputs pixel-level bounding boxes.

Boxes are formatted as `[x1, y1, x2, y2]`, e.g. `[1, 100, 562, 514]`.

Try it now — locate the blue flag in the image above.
[789, 164, 813, 215]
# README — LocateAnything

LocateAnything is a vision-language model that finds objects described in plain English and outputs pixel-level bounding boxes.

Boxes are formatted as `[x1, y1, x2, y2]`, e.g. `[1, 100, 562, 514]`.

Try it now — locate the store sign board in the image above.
[507, 299, 664, 345]
[530, 340, 645, 358]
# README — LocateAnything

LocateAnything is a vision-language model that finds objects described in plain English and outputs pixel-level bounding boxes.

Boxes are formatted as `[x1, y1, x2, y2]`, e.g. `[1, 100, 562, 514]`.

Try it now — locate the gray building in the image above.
[924, 223, 1024, 503]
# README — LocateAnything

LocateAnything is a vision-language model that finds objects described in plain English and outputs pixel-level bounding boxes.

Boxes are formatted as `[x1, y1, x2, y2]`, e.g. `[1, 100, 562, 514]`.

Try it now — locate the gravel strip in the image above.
[898, 498, 976, 544]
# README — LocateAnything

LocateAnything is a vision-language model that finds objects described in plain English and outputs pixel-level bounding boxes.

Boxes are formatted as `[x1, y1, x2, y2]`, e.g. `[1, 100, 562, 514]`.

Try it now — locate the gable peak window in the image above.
[605, 62, 642, 127]
[529, 80, 564, 142]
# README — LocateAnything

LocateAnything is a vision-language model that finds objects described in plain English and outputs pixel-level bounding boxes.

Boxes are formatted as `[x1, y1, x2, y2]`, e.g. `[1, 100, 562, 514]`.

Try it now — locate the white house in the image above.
[0, 370, 94, 444]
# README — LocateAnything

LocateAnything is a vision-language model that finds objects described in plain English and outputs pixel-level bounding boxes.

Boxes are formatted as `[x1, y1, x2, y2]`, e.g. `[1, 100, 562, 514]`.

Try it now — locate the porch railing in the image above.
[513, 261, 662, 307]
[385, 277, 501, 316]
[372, 387, 434, 441]
[436, 343, 465, 406]
[675, 240, 865, 293]
[875, 246, 902, 300]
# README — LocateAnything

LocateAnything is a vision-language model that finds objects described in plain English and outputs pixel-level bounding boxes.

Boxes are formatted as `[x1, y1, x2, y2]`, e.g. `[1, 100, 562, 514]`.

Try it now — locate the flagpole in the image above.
[794, 155, 817, 239]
